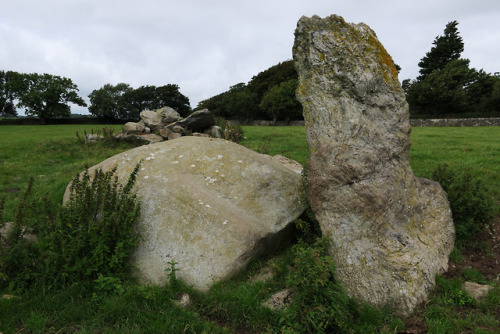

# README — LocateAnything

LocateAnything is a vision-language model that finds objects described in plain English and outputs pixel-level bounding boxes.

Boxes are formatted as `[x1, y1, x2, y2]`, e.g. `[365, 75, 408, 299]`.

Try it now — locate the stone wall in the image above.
[231, 119, 499, 127]
[410, 118, 500, 127]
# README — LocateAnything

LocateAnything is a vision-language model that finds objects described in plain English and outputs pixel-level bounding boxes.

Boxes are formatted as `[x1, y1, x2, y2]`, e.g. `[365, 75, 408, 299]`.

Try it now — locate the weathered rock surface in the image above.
[140, 110, 163, 132]
[64, 136, 305, 291]
[157, 106, 182, 124]
[168, 109, 215, 132]
[463, 281, 494, 301]
[293, 14, 455, 315]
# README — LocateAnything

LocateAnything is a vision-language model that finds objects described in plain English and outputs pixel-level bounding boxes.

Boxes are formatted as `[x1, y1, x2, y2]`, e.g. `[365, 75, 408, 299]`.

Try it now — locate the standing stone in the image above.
[293, 14, 455, 315]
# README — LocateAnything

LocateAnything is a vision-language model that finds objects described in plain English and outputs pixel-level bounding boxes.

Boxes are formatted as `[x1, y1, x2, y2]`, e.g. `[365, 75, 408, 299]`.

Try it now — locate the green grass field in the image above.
[1, 124, 499, 333]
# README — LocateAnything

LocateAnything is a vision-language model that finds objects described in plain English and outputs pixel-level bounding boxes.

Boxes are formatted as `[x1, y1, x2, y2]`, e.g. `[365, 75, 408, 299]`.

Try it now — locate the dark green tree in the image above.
[418, 20, 464, 80]
[247, 60, 297, 99]
[259, 79, 302, 123]
[223, 83, 260, 122]
[88, 83, 133, 119]
[154, 84, 191, 117]
[407, 59, 477, 114]
[15, 73, 86, 119]
[0, 71, 17, 117]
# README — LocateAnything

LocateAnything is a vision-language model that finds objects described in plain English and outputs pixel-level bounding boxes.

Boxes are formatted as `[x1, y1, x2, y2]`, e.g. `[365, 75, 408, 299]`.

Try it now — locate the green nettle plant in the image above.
[0, 164, 142, 292]
[432, 163, 498, 247]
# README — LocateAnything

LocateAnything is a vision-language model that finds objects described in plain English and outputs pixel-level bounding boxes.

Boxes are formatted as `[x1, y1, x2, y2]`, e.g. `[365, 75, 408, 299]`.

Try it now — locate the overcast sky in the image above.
[2, 0, 499, 115]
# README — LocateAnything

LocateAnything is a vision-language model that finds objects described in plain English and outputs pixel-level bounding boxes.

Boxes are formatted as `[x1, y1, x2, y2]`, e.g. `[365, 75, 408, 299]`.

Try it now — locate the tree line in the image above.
[196, 60, 303, 123]
[0, 71, 191, 120]
[0, 71, 86, 119]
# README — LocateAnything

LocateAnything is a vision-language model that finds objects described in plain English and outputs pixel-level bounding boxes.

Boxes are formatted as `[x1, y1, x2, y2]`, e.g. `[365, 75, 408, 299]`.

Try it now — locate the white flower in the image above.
[223, 220, 228, 225]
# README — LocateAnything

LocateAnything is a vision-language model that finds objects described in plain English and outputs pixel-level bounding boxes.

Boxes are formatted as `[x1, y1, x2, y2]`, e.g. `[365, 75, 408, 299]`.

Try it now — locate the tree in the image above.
[407, 59, 476, 114]
[0, 71, 17, 117]
[259, 79, 302, 123]
[223, 83, 260, 122]
[15, 73, 86, 119]
[89, 83, 191, 120]
[154, 84, 191, 117]
[418, 21, 464, 80]
[88, 83, 133, 119]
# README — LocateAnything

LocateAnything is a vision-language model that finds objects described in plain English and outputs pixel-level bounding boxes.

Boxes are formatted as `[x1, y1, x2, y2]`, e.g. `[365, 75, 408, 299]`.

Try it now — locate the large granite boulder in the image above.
[64, 136, 305, 291]
[293, 14, 455, 315]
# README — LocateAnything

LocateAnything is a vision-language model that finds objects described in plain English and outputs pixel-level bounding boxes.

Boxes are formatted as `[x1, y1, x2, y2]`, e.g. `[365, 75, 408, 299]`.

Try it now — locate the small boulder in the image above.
[134, 134, 163, 144]
[464, 281, 494, 301]
[124, 122, 140, 133]
[262, 289, 295, 310]
[209, 125, 222, 138]
[157, 107, 182, 124]
[171, 125, 185, 134]
[159, 127, 173, 139]
[169, 109, 215, 132]
[140, 110, 163, 132]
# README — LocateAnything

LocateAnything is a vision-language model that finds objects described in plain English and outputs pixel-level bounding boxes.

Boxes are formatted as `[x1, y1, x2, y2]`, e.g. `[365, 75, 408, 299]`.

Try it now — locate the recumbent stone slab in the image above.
[64, 136, 305, 291]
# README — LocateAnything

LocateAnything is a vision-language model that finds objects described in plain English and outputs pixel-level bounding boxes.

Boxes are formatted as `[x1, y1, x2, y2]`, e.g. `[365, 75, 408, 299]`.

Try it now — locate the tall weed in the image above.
[0, 165, 142, 292]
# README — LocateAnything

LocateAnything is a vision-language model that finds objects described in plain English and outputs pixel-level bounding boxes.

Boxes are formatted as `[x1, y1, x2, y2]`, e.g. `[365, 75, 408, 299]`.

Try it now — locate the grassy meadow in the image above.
[0, 124, 499, 333]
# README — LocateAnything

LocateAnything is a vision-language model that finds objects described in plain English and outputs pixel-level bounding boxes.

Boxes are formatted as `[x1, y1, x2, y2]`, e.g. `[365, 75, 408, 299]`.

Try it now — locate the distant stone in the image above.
[174, 293, 191, 308]
[157, 107, 182, 124]
[192, 132, 210, 138]
[135, 134, 163, 144]
[136, 120, 146, 133]
[64, 137, 305, 291]
[159, 127, 173, 139]
[210, 125, 222, 138]
[171, 125, 185, 134]
[85, 134, 103, 143]
[0, 222, 38, 243]
[140, 109, 163, 132]
[169, 109, 216, 132]
[262, 288, 295, 310]
[464, 281, 494, 301]
[293, 14, 455, 315]
[124, 122, 139, 133]
[168, 132, 182, 140]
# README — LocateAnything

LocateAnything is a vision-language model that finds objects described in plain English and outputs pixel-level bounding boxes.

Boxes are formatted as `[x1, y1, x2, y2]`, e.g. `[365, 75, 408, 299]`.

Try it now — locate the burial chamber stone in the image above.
[293, 14, 455, 314]
[64, 136, 305, 291]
